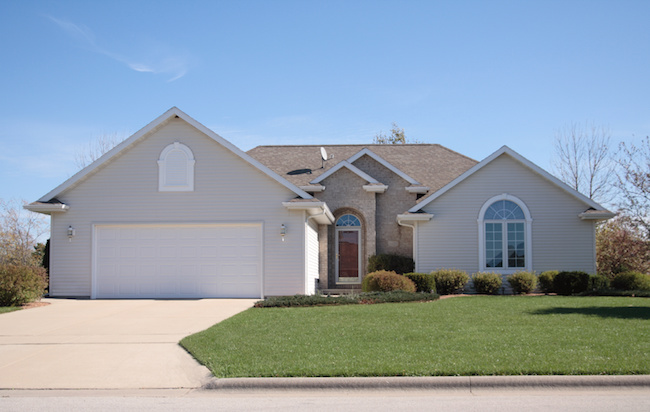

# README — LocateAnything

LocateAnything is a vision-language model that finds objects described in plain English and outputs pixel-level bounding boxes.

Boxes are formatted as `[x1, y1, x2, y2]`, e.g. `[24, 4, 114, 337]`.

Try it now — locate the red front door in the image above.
[338, 230, 359, 281]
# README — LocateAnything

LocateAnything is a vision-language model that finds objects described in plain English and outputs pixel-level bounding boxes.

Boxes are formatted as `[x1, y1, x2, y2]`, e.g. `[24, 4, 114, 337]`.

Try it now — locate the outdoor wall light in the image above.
[67, 225, 75, 242]
[280, 224, 286, 241]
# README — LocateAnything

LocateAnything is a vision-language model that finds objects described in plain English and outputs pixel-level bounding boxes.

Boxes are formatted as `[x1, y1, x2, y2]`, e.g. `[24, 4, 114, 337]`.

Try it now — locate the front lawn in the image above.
[0, 306, 21, 314]
[180, 296, 650, 378]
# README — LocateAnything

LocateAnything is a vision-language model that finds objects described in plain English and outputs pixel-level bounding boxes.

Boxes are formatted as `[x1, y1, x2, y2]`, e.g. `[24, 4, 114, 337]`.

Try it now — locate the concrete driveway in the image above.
[0, 298, 256, 389]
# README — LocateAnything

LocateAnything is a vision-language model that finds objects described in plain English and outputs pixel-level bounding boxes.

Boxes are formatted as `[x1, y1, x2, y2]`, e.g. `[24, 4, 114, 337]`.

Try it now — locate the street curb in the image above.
[203, 375, 650, 391]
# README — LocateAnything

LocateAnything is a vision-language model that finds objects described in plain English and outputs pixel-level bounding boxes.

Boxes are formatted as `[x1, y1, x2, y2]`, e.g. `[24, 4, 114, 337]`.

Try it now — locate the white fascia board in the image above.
[282, 201, 334, 224]
[299, 185, 326, 192]
[347, 148, 420, 185]
[397, 213, 433, 223]
[37, 107, 312, 202]
[363, 184, 388, 193]
[23, 203, 69, 215]
[578, 211, 616, 220]
[310, 160, 380, 185]
[405, 186, 430, 194]
[410, 145, 609, 213]
[173, 109, 313, 200]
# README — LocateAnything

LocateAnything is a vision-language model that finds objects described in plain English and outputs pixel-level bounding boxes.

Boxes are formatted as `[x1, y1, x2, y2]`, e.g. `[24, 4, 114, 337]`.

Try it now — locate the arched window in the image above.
[158, 142, 195, 191]
[478, 195, 532, 272]
[336, 214, 362, 284]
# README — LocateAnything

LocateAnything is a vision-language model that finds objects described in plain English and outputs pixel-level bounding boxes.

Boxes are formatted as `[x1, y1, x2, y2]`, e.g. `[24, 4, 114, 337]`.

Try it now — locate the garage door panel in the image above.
[95, 224, 261, 299]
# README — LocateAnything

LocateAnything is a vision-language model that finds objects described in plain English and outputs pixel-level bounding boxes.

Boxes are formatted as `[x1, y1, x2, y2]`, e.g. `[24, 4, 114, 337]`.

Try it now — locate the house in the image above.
[26, 107, 614, 298]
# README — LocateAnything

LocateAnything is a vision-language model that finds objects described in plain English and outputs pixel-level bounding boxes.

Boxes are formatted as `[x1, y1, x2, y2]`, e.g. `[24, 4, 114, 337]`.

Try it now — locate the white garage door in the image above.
[93, 224, 262, 299]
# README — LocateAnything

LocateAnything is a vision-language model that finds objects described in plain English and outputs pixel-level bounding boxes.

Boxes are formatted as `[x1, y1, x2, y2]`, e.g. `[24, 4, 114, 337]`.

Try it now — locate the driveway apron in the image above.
[0, 298, 256, 389]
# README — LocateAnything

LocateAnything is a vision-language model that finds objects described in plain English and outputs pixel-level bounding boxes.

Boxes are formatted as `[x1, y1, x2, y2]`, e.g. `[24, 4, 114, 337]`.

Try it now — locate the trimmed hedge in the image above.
[367, 254, 414, 274]
[588, 274, 610, 291]
[538, 270, 559, 294]
[431, 269, 470, 295]
[253, 291, 439, 307]
[362, 270, 416, 293]
[554, 271, 590, 296]
[507, 271, 537, 294]
[611, 271, 650, 291]
[472, 272, 502, 295]
[404, 272, 436, 293]
[0, 264, 48, 306]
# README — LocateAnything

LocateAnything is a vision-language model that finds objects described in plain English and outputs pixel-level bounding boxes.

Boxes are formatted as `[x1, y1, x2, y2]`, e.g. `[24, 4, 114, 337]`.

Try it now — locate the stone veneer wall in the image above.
[315, 155, 421, 289]
[351, 155, 417, 257]
[317, 168, 376, 289]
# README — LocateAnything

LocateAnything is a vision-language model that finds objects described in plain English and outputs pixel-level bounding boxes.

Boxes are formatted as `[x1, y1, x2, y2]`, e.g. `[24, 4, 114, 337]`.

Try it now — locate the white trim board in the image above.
[346, 148, 420, 185]
[410, 145, 610, 213]
[38, 107, 313, 202]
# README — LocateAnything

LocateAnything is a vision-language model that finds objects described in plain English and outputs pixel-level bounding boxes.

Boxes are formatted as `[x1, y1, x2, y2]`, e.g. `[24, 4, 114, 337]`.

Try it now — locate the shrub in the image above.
[367, 254, 415, 274]
[403, 272, 436, 293]
[507, 271, 538, 294]
[596, 216, 650, 278]
[610, 271, 650, 291]
[362, 270, 416, 293]
[538, 270, 559, 294]
[472, 272, 502, 295]
[0, 264, 48, 306]
[431, 269, 470, 295]
[588, 274, 610, 291]
[553, 271, 590, 296]
[253, 291, 439, 308]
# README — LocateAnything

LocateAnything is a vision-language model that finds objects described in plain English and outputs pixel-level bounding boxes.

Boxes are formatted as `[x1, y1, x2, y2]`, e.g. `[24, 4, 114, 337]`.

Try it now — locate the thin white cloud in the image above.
[47, 15, 191, 82]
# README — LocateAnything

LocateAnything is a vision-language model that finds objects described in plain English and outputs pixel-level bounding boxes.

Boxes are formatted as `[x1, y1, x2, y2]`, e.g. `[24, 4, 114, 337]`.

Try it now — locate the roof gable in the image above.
[346, 148, 420, 185]
[310, 160, 380, 184]
[247, 144, 478, 193]
[37, 107, 312, 202]
[410, 145, 610, 213]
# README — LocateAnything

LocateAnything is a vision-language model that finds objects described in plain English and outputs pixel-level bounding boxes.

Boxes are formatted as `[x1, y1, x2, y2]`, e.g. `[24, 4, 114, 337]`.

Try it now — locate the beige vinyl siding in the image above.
[306, 219, 319, 294]
[417, 154, 597, 275]
[49, 118, 306, 297]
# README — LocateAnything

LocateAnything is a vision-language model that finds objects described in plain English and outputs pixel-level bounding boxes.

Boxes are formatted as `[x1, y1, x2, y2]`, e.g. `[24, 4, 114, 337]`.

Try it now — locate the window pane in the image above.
[336, 214, 361, 227]
[507, 222, 525, 267]
[485, 223, 503, 268]
[484, 200, 525, 220]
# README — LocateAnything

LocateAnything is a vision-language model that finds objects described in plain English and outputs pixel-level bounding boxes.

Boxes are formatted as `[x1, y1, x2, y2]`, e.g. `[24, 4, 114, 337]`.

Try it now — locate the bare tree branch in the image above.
[0, 199, 48, 266]
[617, 136, 650, 238]
[74, 132, 126, 169]
[552, 122, 615, 204]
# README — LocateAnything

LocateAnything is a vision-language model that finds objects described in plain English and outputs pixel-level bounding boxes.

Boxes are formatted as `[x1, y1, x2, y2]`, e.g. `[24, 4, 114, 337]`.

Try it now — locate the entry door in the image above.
[337, 229, 360, 283]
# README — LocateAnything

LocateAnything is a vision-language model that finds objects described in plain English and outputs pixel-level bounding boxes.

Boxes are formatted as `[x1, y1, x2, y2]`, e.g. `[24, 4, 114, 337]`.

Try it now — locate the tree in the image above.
[596, 215, 650, 277]
[617, 136, 650, 238]
[74, 132, 125, 169]
[552, 122, 615, 204]
[374, 122, 421, 144]
[0, 199, 47, 266]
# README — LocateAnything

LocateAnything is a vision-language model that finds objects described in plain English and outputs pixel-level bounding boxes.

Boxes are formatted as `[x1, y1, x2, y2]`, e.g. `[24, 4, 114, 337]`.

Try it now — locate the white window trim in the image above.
[477, 194, 532, 273]
[158, 142, 195, 192]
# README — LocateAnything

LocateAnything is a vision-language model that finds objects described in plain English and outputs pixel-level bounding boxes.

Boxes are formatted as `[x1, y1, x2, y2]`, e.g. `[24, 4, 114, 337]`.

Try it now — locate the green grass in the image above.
[0, 306, 21, 314]
[180, 296, 650, 378]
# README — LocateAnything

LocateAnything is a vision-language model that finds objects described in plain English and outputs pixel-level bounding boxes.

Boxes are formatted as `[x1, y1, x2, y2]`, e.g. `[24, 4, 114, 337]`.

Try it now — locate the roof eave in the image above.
[282, 201, 335, 224]
[23, 202, 69, 215]
[578, 211, 616, 221]
[397, 213, 434, 222]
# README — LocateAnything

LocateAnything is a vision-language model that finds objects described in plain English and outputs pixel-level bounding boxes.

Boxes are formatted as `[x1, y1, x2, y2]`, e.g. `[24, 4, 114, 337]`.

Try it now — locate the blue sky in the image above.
[2, 0, 649, 204]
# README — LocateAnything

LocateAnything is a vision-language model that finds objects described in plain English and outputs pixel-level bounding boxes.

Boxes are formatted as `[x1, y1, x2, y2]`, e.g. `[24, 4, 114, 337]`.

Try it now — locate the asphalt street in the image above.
[1, 388, 649, 411]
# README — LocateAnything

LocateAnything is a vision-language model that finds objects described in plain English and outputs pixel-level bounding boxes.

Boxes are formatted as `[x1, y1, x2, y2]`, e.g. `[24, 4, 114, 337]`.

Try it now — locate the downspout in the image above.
[306, 207, 327, 224]
[397, 217, 417, 273]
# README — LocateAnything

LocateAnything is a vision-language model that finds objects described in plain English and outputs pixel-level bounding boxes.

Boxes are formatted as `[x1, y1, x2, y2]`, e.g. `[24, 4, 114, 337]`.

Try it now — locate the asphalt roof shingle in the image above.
[247, 144, 478, 200]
